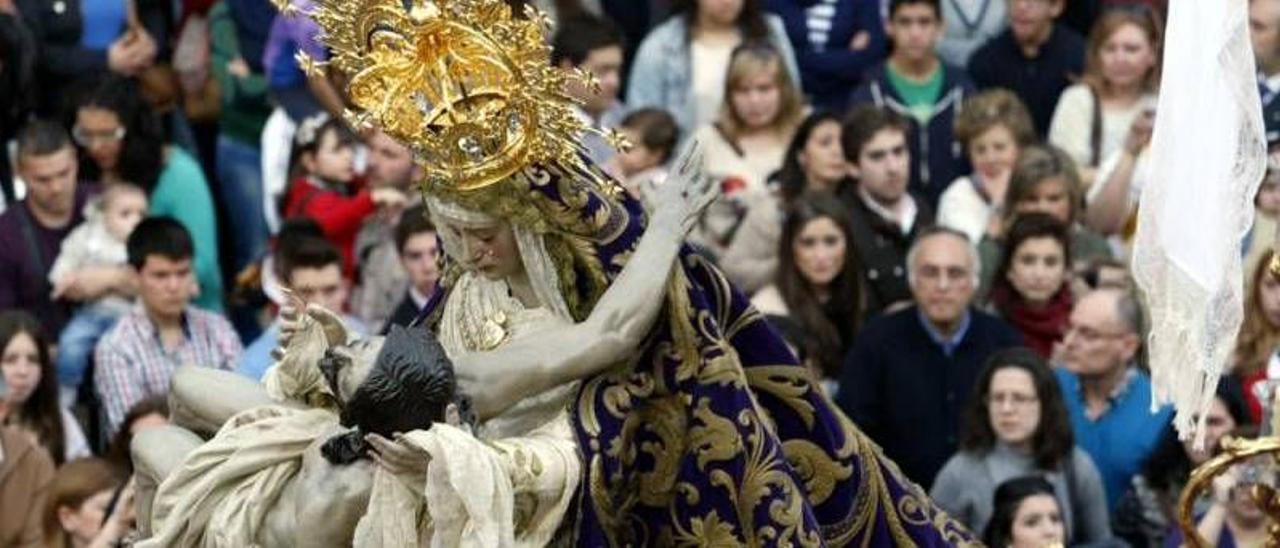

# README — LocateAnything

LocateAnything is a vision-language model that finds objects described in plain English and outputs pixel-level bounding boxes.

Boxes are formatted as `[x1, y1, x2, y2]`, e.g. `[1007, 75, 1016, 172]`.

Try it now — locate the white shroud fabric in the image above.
[1133, 0, 1266, 440]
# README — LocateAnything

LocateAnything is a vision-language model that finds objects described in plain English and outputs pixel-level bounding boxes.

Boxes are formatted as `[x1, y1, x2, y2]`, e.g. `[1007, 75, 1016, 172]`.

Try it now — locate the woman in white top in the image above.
[689, 42, 805, 260]
[626, 0, 800, 133]
[0, 311, 90, 465]
[937, 89, 1038, 244]
[1047, 8, 1161, 188]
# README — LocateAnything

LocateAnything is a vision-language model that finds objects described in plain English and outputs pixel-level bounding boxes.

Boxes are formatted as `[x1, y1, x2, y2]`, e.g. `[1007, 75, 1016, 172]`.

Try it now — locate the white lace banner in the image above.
[1133, 0, 1266, 443]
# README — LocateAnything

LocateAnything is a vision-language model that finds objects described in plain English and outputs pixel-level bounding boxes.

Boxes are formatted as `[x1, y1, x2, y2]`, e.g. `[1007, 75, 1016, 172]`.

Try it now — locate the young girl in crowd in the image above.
[48, 183, 149, 403]
[983, 476, 1069, 548]
[607, 108, 680, 209]
[690, 43, 804, 267]
[988, 214, 1074, 358]
[0, 310, 90, 464]
[751, 192, 862, 385]
[1048, 8, 1161, 188]
[627, 0, 799, 132]
[283, 113, 403, 278]
[721, 110, 848, 293]
[1111, 378, 1251, 546]
[42, 458, 134, 548]
[978, 145, 1112, 297]
[937, 89, 1038, 244]
[932, 348, 1112, 544]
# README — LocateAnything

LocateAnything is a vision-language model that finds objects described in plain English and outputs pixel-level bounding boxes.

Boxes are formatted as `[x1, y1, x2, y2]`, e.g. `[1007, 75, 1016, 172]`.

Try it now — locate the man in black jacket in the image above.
[382, 207, 439, 333]
[842, 105, 935, 316]
[837, 226, 1022, 487]
[967, 0, 1084, 136]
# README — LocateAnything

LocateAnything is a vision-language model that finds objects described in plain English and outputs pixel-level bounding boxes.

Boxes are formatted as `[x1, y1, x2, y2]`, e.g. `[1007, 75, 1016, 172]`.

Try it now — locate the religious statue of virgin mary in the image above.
[285, 0, 978, 544]
[131, 0, 980, 545]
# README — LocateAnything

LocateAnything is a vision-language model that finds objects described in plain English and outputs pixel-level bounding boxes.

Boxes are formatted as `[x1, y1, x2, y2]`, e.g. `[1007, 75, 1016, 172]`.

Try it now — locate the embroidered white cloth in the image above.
[1132, 0, 1266, 442]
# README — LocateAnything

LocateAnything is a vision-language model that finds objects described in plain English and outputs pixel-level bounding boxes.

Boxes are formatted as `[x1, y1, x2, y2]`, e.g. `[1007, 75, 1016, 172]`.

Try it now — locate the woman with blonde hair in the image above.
[627, 0, 800, 133]
[690, 42, 806, 264]
[1048, 8, 1161, 188]
[937, 88, 1038, 244]
[1233, 249, 1280, 422]
[696, 42, 806, 191]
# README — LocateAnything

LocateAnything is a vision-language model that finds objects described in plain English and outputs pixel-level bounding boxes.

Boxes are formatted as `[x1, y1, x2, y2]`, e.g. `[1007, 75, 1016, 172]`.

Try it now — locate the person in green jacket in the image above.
[210, 0, 274, 275]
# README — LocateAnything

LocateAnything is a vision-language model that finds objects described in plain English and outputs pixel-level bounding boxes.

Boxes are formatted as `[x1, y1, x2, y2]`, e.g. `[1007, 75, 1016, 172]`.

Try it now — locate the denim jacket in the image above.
[625, 13, 800, 133]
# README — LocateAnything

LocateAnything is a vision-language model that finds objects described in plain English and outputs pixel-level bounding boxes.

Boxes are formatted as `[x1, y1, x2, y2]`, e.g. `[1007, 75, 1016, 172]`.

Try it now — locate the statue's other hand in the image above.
[367, 432, 431, 497]
[650, 139, 715, 236]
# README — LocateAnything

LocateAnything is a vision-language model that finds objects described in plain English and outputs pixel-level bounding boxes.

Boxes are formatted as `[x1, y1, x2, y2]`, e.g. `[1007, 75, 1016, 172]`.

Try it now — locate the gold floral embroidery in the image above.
[744, 365, 818, 430]
[781, 439, 852, 506]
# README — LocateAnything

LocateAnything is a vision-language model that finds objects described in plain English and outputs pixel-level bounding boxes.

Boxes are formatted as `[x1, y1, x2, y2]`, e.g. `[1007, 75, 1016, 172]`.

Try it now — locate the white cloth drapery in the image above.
[1132, 0, 1266, 442]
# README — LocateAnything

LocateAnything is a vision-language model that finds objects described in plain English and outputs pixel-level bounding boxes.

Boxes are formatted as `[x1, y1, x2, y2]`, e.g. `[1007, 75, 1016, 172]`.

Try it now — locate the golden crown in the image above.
[275, 0, 628, 196]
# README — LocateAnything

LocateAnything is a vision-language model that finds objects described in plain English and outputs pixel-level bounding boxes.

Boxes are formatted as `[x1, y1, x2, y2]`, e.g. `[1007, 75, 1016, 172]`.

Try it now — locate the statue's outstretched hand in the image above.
[649, 139, 715, 237]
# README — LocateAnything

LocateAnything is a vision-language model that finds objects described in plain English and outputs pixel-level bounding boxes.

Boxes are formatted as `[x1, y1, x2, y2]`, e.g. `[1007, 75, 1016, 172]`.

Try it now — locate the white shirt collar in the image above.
[409, 285, 434, 309]
[858, 186, 918, 233]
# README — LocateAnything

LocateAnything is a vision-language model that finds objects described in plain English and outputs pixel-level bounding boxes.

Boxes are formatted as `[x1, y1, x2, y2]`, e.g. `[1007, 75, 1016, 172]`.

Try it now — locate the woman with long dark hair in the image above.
[626, 0, 799, 133]
[0, 310, 89, 464]
[720, 110, 850, 293]
[750, 192, 862, 383]
[71, 75, 224, 310]
[773, 110, 851, 203]
[932, 347, 1111, 544]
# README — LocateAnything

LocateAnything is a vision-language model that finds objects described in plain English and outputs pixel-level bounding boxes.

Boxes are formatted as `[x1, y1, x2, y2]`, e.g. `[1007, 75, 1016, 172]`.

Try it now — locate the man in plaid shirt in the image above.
[94, 217, 242, 434]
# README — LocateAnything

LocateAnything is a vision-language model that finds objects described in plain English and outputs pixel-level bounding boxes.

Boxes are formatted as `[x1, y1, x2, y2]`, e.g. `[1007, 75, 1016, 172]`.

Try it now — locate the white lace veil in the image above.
[425, 196, 574, 321]
[1133, 0, 1266, 442]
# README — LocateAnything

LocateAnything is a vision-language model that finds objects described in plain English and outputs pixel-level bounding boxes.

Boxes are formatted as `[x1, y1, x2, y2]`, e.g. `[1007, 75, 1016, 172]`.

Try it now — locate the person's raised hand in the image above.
[1124, 109, 1155, 156]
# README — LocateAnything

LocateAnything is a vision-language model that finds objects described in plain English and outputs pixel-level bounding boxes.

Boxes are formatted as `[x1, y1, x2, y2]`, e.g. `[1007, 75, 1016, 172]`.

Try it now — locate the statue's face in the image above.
[324, 336, 386, 404]
[441, 219, 523, 281]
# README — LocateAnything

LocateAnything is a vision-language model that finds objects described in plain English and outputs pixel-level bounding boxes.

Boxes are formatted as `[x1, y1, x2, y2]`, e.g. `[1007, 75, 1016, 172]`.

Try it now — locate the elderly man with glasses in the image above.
[837, 226, 1023, 487]
[1054, 287, 1173, 510]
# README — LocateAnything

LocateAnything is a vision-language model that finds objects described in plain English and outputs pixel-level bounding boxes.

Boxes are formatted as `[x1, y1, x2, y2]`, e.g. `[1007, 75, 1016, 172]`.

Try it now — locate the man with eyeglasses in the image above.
[0, 120, 125, 338]
[967, 0, 1085, 135]
[1053, 288, 1172, 510]
[837, 226, 1022, 487]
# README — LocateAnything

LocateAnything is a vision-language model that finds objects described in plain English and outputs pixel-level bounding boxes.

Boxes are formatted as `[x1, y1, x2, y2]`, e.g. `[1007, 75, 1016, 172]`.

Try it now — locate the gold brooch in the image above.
[479, 311, 509, 351]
